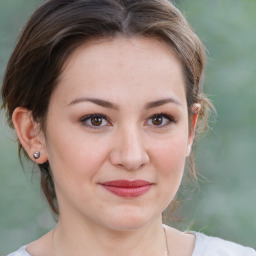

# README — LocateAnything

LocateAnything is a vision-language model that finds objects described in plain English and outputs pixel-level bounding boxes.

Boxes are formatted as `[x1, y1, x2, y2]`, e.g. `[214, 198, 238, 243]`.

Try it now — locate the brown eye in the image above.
[152, 115, 163, 125]
[146, 113, 175, 127]
[80, 114, 109, 128]
[91, 116, 103, 126]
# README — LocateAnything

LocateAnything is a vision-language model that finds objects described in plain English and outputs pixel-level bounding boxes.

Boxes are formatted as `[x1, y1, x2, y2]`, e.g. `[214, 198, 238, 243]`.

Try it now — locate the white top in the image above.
[7, 232, 256, 256]
[192, 232, 255, 256]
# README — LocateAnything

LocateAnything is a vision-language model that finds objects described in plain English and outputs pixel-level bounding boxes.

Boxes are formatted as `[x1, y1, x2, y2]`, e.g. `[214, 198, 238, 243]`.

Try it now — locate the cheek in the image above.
[152, 135, 188, 176]
[47, 134, 108, 181]
[149, 134, 188, 210]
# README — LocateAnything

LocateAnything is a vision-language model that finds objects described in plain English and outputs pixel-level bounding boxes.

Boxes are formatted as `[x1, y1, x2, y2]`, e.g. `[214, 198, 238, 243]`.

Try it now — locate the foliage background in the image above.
[0, 0, 255, 254]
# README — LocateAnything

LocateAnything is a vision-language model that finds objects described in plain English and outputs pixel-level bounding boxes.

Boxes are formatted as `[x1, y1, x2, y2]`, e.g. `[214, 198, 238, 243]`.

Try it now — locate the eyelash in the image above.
[80, 113, 110, 129]
[79, 112, 176, 129]
[146, 112, 176, 127]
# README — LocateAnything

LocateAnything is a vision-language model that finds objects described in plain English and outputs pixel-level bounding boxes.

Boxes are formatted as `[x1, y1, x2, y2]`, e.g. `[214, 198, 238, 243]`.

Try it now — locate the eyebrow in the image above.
[68, 96, 181, 110]
[69, 97, 119, 110]
[144, 97, 181, 109]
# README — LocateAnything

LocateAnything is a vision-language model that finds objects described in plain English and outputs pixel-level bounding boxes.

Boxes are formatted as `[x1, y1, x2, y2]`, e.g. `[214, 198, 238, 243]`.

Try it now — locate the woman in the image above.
[2, 0, 255, 255]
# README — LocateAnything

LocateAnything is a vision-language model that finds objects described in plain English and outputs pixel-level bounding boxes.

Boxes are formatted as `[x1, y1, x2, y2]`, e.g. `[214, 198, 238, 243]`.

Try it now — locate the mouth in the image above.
[99, 180, 153, 198]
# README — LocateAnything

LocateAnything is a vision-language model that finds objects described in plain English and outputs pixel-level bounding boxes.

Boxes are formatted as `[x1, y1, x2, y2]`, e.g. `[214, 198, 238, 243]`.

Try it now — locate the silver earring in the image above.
[33, 151, 40, 159]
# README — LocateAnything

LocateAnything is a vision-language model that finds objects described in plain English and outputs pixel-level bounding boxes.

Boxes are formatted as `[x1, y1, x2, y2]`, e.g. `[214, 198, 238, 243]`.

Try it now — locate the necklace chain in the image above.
[163, 226, 170, 256]
[52, 227, 170, 256]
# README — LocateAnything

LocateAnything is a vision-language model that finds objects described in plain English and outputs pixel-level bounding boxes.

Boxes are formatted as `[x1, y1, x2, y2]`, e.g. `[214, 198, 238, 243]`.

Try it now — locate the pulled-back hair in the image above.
[1, 0, 213, 215]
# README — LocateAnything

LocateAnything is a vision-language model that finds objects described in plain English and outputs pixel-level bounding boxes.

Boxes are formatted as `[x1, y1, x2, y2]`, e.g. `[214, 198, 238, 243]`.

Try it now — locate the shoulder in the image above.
[6, 246, 31, 256]
[192, 232, 256, 256]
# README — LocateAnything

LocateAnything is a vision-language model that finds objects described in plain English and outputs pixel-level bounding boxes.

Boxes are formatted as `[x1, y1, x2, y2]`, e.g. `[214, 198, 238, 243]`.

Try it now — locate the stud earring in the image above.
[33, 151, 40, 159]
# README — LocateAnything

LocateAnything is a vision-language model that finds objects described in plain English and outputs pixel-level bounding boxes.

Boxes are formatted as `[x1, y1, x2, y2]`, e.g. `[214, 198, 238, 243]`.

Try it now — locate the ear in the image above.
[186, 103, 201, 157]
[12, 107, 48, 164]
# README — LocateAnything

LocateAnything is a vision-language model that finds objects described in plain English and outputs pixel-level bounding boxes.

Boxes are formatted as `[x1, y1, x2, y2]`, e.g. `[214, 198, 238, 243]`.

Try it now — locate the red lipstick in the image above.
[100, 180, 152, 198]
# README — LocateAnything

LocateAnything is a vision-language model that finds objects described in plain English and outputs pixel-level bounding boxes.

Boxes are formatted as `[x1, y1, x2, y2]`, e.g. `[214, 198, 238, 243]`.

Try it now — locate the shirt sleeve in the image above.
[6, 246, 31, 256]
[192, 232, 256, 256]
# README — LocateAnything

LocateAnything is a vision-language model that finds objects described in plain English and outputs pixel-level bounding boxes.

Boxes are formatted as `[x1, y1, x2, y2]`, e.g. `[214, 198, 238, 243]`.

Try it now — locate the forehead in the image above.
[54, 36, 186, 107]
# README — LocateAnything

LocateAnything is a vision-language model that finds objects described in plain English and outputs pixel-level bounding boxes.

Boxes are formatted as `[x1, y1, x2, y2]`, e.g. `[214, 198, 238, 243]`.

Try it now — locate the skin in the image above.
[13, 37, 198, 256]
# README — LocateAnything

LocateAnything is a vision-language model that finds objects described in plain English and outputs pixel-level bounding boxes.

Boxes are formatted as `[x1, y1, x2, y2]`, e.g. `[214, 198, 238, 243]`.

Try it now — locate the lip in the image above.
[99, 180, 153, 198]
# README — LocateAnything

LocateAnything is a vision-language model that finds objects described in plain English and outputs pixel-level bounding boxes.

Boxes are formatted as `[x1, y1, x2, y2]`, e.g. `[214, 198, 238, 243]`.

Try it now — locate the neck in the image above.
[52, 215, 167, 256]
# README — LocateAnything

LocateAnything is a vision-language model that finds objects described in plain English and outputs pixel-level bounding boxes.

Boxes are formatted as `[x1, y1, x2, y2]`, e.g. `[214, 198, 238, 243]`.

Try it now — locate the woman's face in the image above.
[44, 37, 194, 230]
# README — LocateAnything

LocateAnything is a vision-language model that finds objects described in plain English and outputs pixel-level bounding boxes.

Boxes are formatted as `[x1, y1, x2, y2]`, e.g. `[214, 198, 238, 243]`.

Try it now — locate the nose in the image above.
[109, 125, 150, 170]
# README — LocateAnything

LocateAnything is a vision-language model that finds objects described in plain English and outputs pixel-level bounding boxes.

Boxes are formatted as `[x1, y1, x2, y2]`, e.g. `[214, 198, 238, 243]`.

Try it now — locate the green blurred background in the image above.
[0, 0, 255, 254]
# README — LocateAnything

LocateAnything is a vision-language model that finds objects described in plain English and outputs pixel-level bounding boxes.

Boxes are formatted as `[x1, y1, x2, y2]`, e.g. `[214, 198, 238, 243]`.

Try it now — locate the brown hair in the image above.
[1, 0, 213, 215]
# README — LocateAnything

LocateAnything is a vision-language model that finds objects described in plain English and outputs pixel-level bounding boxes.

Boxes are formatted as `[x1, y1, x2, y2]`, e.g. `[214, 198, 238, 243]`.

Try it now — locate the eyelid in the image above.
[79, 112, 176, 129]
[80, 113, 106, 121]
[80, 113, 112, 128]
[146, 112, 176, 127]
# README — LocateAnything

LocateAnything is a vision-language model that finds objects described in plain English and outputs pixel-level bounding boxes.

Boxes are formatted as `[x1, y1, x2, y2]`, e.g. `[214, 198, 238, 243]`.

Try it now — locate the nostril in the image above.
[115, 163, 144, 170]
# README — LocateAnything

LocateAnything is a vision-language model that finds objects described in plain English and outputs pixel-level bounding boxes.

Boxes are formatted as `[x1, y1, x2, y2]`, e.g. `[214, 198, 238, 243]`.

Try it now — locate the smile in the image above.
[100, 180, 153, 198]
